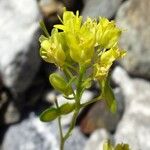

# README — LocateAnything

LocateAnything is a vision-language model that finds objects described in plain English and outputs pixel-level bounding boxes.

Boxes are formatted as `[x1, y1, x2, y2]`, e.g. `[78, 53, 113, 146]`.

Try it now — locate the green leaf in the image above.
[59, 103, 75, 115]
[40, 107, 59, 122]
[101, 78, 117, 113]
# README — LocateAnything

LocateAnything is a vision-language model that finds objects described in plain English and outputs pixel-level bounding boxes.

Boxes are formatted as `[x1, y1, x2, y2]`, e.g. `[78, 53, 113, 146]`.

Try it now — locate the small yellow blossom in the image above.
[55, 11, 96, 65]
[96, 17, 122, 49]
[39, 29, 66, 67]
[94, 47, 126, 80]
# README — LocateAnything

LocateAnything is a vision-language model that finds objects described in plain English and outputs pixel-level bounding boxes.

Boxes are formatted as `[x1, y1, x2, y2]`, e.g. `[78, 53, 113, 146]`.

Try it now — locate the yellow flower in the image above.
[94, 47, 126, 80]
[54, 10, 82, 34]
[54, 11, 96, 65]
[39, 29, 66, 67]
[96, 18, 122, 49]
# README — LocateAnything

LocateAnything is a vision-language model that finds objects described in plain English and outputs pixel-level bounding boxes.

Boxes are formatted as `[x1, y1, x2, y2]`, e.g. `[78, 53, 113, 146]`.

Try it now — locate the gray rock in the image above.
[84, 129, 110, 150]
[116, 0, 150, 78]
[112, 67, 136, 106]
[2, 114, 86, 150]
[112, 67, 150, 150]
[4, 102, 20, 124]
[0, 0, 41, 93]
[64, 127, 87, 150]
[82, 0, 123, 20]
[80, 88, 124, 134]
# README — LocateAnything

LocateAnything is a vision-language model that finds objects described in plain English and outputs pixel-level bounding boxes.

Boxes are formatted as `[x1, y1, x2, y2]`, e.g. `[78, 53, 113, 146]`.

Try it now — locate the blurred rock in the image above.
[2, 114, 86, 150]
[80, 88, 124, 134]
[0, 0, 41, 94]
[0, 91, 11, 125]
[0, 92, 8, 110]
[112, 67, 150, 150]
[112, 67, 135, 106]
[116, 0, 150, 78]
[82, 0, 123, 20]
[4, 102, 20, 124]
[84, 129, 110, 150]
[64, 127, 87, 150]
[112, 67, 150, 106]
[38, 0, 64, 34]
[60, 0, 83, 11]
[39, 0, 64, 19]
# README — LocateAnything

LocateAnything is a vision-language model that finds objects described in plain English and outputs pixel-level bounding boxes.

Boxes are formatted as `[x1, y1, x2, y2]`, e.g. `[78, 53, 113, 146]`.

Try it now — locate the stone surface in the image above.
[84, 129, 110, 150]
[2, 114, 86, 150]
[112, 67, 150, 150]
[112, 67, 136, 106]
[4, 102, 20, 124]
[116, 0, 150, 78]
[80, 88, 124, 134]
[0, 0, 41, 93]
[82, 0, 123, 19]
[39, 0, 64, 18]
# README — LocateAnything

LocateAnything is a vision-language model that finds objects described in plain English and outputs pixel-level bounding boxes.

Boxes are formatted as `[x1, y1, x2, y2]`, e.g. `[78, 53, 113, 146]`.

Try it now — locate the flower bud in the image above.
[41, 40, 51, 50]
[49, 73, 72, 96]
[96, 18, 122, 49]
[39, 31, 66, 67]
[93, 47, 126, 80]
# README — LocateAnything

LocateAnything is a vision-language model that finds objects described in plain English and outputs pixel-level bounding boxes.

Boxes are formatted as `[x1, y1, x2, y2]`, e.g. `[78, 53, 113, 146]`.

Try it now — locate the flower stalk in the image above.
[39, 9, 128, 150]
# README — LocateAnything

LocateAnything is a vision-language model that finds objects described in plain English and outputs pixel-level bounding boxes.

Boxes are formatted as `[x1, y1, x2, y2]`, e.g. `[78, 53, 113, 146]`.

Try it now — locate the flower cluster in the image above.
[39, 10, 126, 81]
[39, 10, 127, 150]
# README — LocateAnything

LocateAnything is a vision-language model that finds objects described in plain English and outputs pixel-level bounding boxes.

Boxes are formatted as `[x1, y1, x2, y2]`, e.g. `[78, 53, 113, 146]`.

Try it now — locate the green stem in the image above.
[80, 95, 102, 108]
[61, 65, 86, 147]
[64, 62, 78, 73]
[76, 65, 86, 105]
[63, 109, 80, 141]
[55, 99, 64, 150]
[63, 67, 76, 97]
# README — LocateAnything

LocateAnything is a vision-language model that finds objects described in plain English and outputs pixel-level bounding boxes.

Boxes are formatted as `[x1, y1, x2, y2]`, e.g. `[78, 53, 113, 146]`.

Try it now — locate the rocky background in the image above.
[0, 0, 150, 150]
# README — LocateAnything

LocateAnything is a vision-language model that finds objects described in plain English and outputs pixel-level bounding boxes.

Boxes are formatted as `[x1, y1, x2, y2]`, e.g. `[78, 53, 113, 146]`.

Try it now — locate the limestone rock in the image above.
[82, 0, 123, 19]
[2, 114, 86, 150]
[112, 67, 150, 150]
[116, 0, 150, 78]
[0, 0, 41, 93]
[84, 129, 110, 150]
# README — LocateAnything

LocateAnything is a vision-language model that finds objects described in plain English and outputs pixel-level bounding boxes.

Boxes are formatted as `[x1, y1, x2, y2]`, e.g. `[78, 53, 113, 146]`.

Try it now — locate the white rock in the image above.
[116, 0, 150, 78]
[0, 0, 41, 93]
[84, 129, 110, 150]
[113, 67, 150, 150]
[2, 114, 87, 150]
[82, 0, 123, 20]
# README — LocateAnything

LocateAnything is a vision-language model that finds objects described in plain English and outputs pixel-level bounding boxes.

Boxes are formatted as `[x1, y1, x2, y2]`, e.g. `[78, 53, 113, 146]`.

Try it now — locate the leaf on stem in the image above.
[40, 107, 59, 122]
[60, 103, 75, 115]
[101, 78, 117, 113]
